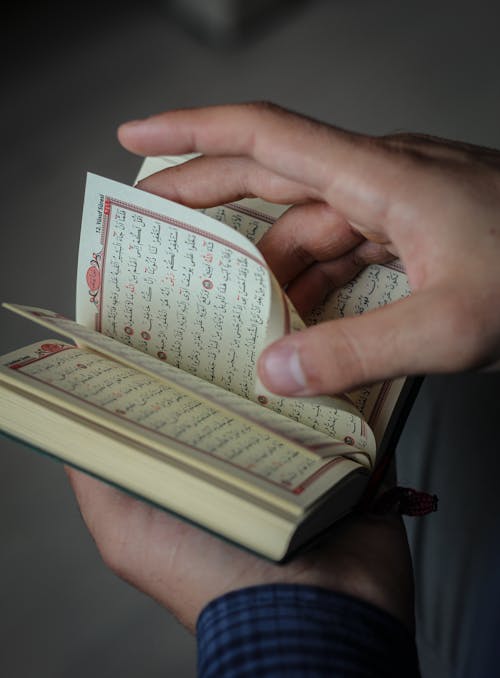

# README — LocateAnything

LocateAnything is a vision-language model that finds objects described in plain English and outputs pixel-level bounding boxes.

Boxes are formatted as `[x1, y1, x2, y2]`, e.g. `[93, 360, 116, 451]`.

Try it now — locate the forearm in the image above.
[197, 584, 420, 677]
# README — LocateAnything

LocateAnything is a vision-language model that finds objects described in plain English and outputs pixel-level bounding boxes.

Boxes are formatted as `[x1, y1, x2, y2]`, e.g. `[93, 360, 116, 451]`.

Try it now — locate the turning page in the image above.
[75, 174, 375, 452]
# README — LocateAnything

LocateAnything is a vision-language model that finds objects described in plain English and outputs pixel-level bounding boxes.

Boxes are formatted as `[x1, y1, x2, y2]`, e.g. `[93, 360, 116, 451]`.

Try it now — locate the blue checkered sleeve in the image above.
[197, 584, 419, 677]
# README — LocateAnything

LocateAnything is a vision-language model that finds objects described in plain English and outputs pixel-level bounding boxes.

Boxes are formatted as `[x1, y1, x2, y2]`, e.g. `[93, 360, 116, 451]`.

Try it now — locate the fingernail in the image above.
[259, 342, 308, 395]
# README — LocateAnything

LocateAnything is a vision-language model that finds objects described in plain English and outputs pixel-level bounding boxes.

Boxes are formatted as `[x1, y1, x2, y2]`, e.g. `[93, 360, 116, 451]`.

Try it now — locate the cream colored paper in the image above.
[75, 173, 375, 452]
[0, 341, 365, 509]
[4, 304, 374, 464]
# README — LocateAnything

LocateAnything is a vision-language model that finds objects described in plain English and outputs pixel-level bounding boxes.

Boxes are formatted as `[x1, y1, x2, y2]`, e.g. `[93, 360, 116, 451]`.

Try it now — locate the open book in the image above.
[0, 156, 416, 561]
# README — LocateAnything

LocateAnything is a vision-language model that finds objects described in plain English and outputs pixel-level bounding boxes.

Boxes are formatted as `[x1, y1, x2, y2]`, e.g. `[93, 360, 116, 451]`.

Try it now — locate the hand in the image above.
[119, 103, 500, 396]
[66, 466, 414, 633]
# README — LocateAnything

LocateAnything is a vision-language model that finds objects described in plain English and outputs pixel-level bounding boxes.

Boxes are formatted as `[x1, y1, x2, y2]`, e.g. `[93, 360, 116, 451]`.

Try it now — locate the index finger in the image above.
[118, 103, 419, 230]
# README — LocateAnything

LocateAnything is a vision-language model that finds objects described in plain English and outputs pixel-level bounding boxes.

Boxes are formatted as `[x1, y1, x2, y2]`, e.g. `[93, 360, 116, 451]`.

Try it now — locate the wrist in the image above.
[273, 514, 415, 631]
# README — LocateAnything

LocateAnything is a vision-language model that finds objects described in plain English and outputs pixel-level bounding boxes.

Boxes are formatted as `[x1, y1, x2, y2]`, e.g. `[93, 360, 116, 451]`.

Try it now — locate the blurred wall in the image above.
[2, 2, 500, 676]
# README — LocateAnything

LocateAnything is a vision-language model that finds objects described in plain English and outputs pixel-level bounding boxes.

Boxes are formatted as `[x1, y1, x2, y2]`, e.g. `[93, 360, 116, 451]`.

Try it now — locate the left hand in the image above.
[66, 466, 414, 633]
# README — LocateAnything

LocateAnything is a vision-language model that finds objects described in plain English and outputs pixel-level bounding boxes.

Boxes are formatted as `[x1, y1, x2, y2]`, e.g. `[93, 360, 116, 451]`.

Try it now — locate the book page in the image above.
[75, 173, 374, 448]
[76, 173, 286, 402]
[137, 156, 411, 446]
[4, 304, 375, 463]
[0, 341, 367, 509]
[305, 264, 410, 443]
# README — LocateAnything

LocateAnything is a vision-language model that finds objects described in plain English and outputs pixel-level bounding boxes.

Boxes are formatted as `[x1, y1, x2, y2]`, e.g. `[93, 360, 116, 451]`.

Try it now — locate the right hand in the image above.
[118, 103, 500, 396]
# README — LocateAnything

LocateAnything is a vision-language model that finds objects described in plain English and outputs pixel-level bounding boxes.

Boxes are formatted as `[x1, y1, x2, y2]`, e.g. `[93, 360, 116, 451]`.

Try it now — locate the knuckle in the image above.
[244, 100, 281, 116]
[313, 261, 350, 292]
[332, 323, 369, 386]
[382, 132, 415, 148]
[291, 240, 316, 268]
[351, 243, 393, 267]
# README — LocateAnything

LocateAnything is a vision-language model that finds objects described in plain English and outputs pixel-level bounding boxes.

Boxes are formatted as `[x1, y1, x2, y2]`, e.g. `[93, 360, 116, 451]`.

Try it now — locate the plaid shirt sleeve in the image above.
[197, 584, 420, 677]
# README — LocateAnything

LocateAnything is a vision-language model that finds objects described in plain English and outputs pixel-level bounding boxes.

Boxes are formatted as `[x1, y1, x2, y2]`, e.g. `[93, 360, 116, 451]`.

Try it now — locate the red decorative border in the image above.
[92, 196, 270, 332]
[8, 344, 73, 370]
[77, 194, 380, 488]
[225, 202, 276, 225]
[292, 456, 349, 494]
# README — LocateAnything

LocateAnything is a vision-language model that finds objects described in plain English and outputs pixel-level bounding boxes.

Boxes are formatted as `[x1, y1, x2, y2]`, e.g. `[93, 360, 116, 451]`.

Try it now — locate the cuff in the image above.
[197, 584, 419, 677]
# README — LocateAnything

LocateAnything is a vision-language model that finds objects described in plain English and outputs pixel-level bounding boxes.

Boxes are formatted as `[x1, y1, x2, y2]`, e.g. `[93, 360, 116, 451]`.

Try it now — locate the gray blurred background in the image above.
[2, 1, 500, 676]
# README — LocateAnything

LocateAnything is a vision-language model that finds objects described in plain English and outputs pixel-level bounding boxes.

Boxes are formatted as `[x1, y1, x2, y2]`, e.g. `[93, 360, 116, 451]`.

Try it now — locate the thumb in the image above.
[257, 288, 469, 395]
